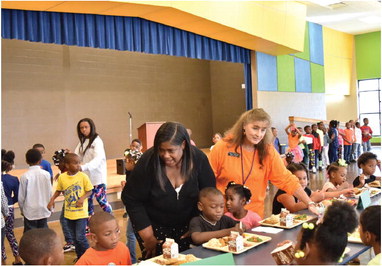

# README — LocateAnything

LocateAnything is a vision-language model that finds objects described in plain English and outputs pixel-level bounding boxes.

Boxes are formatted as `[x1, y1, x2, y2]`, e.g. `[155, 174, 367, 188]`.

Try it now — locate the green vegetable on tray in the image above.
[294, 214, 307, 220]
[247, 236, 263, 242]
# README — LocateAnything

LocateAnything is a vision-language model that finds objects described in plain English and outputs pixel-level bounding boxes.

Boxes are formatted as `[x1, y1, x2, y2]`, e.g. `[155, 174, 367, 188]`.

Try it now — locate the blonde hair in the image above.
[224, 108, 273, 166]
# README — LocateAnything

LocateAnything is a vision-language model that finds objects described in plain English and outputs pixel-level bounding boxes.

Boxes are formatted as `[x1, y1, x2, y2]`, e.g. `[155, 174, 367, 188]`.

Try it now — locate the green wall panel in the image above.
[277, 55, 295, 92]
[355, 31, 381, 80]
[311, 63, 325, 93]
[294, 22, 310, 61]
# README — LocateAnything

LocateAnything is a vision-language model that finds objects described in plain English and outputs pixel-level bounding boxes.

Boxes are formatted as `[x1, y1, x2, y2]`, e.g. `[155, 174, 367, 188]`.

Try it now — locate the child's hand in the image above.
[343, 188, 355, 198]
[47, 202, 55, 211]
[233, 223, 245, 234]
[76, 199, 84, 207]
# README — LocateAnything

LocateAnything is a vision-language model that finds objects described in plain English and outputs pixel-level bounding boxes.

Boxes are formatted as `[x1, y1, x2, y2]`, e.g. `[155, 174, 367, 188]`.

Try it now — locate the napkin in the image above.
[252, 226, 284, 234]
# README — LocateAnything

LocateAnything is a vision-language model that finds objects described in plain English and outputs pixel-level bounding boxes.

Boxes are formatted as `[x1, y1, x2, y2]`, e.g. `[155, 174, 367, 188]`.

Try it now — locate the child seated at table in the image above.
[359, 205, 381, 265]
[272, 163, 354, 214]
[19, 228, 64, 265]
[321, 161, 354, 197]
[353, 152, 381, 188]
[76, 211, 132, 265]
[224, 181, 261, 229]
[293, 201, 358, 265]
[189, 187, 244, 245]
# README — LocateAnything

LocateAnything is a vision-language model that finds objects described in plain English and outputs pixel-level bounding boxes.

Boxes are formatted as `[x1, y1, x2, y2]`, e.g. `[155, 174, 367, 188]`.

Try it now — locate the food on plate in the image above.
[247, 236, 263, 243]
[263, 214, 279, 225]
[369, 180, 380, 187]
[153, 254, 198, 265]
[294, 214, 307, 220]
[205, 238, 226, 248]
[354, 188, 362, 195]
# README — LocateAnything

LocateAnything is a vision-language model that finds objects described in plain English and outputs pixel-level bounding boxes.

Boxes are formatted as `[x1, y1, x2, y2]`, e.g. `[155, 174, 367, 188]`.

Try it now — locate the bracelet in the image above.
[308, 201, 315, 206]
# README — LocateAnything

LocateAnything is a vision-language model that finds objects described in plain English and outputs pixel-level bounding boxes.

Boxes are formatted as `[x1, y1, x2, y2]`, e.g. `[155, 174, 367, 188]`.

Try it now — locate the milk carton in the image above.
[228, 231, 244, 252]
[271, 241, 294, 265]
[279, 208, 290, 227]
[285, 214, 294, 228]
[162, 238, 179, 259]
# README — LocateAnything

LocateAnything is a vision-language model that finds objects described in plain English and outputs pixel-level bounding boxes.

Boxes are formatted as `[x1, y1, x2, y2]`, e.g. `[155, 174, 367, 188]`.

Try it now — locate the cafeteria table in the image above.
[182, 194, 381, 265]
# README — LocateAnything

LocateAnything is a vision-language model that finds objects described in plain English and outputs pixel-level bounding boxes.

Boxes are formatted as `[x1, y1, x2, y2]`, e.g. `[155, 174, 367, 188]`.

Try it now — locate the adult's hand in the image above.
[308, 203, 319, 216]
[142, 235, 163, 259]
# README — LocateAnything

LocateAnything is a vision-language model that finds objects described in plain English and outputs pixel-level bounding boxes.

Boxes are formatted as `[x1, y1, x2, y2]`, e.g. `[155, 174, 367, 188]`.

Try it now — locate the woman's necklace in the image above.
[240, 145, 256, 185]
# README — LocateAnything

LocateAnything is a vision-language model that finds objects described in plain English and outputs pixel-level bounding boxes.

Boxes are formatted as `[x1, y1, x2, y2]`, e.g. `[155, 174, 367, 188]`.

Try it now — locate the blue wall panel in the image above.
[308, 22, 324, 65]
[256, 52, 277, 91]
[295, 57, 312, 92]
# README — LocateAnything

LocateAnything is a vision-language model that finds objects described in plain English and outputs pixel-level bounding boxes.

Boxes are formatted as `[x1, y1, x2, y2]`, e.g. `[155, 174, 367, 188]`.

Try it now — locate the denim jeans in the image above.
[65, 218, 89, 259]
[362, 141, 371, 153]
[126, 217, 137, 263]
[23, 217, 48, 233]
[344, 145, 352, 162]
[60, 206, 74, 244]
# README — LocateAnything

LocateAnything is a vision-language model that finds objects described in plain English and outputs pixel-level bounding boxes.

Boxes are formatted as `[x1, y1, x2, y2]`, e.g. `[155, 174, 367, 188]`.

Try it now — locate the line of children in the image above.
[18, 149, 52, 232]
[1, 150, 23, 265]
[353, 152, 381, 188]
[47, 153, 94, 260]
[76, 212, 131, 265]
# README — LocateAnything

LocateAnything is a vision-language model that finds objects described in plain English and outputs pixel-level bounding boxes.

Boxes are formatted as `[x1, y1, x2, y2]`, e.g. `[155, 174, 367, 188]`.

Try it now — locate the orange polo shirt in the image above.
[344, 128, 354, 145]
[209, 140, 301, 218]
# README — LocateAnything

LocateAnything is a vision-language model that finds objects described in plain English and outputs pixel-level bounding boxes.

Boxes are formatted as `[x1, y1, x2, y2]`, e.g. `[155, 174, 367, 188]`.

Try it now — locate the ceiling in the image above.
[303, 0, 381, 35]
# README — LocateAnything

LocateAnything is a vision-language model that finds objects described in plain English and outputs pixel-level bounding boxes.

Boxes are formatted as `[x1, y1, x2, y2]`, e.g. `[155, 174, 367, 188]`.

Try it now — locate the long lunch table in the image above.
[182, 194, 381, 265]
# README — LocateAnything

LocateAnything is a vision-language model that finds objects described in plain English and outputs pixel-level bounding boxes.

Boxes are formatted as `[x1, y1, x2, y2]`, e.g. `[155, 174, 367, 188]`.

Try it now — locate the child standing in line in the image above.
[337, 123, 345, 160]
[361, 117, 373, 152]
[1, 150, 22, 265]
[76, 212, 132, 265]
[292, 201, 358, 265]
[47, 153, 93, 260]
[18, 149, 52, 232]
[1, 180, 10, 265]
[303, 125, 316, 173]
[343, 122, 355, 164]
[32, 143, 53, 182]
[19, 228, 64, 265]
[359, 205, 381, 265]
[322, 161, 354, 197]
[353, 122, 363, 160]
[189, 187, 244, 245]
[311, 124, 321, 172]
[285, 123, 303, 163]
[52, 149, 75, 253]
[224, 181, 261, 229]
[328, 120, 339, 163]
[353, 152, 381, 188]
[122, 139, 143, 264]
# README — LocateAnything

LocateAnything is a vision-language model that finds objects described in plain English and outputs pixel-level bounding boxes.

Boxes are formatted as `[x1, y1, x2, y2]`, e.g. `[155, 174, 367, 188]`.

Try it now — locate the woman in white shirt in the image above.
[74, 118, 112, 217]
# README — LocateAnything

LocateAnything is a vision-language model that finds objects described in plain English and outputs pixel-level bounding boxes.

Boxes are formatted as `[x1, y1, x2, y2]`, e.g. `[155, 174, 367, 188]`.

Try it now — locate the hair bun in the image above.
[2, 149, 15, 164]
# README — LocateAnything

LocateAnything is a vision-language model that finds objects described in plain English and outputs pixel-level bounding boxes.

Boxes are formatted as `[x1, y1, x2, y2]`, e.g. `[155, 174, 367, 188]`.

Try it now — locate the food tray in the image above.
[202, 233, 272, 255]
[354, 188, 381, 198]
[259, 214, 315, 229]
[146, 254, 200, 265]
[348, 228, 362, 244]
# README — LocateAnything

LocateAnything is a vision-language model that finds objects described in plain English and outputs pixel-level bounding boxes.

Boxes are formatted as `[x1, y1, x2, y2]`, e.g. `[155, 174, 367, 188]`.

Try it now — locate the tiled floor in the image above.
[3, 147, 381, 265]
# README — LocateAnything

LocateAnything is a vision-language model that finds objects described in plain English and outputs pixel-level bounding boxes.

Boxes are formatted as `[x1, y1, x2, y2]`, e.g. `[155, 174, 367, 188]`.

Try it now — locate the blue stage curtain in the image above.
[2, 9, 253, 109]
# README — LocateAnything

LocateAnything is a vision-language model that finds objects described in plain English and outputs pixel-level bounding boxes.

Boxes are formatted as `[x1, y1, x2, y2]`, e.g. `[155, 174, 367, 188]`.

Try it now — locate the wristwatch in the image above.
[308, 201, 315, 206]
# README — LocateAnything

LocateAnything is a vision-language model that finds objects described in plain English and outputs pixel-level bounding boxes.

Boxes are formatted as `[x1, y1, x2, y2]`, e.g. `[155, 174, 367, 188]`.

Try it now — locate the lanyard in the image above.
[240, 145, 256, 185]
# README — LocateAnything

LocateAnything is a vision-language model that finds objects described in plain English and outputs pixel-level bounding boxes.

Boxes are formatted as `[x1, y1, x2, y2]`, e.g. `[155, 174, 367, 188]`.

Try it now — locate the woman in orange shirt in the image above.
[209, 108, 318, 218]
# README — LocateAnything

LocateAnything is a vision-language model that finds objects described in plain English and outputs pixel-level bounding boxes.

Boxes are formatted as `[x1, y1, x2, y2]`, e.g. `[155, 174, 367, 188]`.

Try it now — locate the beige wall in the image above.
[2, 39, 245, 168]
[210, 61, 246, 137]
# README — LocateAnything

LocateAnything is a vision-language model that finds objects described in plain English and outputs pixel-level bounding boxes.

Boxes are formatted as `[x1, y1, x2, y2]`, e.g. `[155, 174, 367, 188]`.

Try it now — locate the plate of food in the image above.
[259, 213, 314, 229]
[348, 228, 362, 244]
[202, 233, 272, 255]
[147, 254, 200, 265]
[353, 187, 381, 198]
[368, 180, 381, 188]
